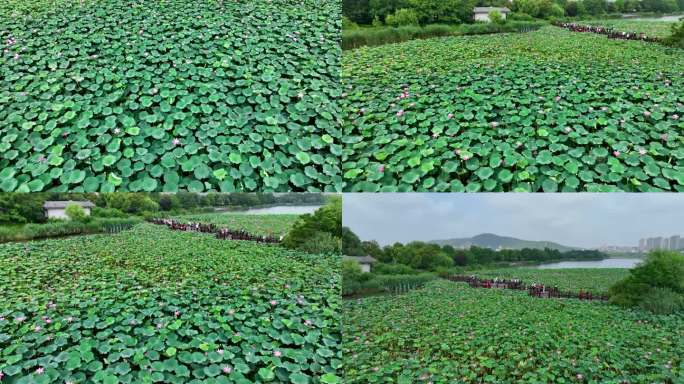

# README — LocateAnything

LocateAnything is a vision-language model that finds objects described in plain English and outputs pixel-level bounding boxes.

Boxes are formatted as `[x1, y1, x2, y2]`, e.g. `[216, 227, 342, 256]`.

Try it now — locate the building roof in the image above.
[43, 200, 96, 209]
[343, 255, 377, 264]
[473, 7, 511, 13]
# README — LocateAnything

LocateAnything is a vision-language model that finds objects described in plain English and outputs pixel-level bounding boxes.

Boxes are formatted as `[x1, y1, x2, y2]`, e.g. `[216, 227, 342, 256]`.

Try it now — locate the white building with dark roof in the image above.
[343, 255, 377, 273]
[473, 7, 510, 22]
[43, 201, 95, 219]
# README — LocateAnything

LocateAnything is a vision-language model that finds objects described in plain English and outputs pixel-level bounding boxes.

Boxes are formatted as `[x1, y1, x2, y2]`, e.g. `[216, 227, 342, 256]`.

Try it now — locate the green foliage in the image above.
[91, 207, 127, 218]
[638, 287, 684, 315]
[582, 18, 678, 38]
[513, 0, 565, 18]
[406, 0, 475, 24]
[0, 224, 341, 382]
[342, 27, 684, 192]
[282, 197, 342, 253]
[0, 193, 47, 224]
[343, 280, 684, 382]
[386, 8, 419, 26]
[0, 0, 342, 192]
[343, 0, 373, 24]
[295, 231, 342, 255]
[609, 250, 684, 314]
[64, 203, 88, 222]
[102, 193, 159, 214]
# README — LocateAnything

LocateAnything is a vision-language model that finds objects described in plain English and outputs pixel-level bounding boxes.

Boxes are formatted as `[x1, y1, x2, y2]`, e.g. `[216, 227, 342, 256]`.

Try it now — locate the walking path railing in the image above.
[147, 218, 282, 244]
[446, 275, 609, 301]
[554, 22, 661, 43]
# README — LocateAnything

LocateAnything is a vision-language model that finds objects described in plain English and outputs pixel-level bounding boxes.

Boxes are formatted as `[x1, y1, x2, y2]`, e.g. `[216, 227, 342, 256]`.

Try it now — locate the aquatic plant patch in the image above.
[172, 213, 299, 237]
[343, 280, 684, 383]
[0, 0, 342, 192]
[0, 225, 342, 383]
[341, 27, 684, 192]
[469, 267, 629, 294]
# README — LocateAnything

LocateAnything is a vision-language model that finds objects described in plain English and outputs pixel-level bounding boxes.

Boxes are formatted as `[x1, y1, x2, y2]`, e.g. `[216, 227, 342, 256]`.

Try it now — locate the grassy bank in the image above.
[342, 21, 547, 50]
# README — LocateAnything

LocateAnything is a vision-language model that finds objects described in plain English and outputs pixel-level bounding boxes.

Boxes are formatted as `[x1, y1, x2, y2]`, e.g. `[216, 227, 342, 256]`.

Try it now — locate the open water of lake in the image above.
[239, 205, 322, 215]
[536, 258, 644, 269]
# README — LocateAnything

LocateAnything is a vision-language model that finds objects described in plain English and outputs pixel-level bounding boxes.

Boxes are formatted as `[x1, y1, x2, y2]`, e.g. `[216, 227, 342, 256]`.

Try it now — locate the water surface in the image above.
[240, 205, 322, 215]
[536, 258, 643, 269]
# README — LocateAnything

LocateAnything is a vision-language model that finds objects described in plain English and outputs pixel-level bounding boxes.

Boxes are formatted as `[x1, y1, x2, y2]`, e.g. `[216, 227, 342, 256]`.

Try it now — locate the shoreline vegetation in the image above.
[342, 21, 547, 49]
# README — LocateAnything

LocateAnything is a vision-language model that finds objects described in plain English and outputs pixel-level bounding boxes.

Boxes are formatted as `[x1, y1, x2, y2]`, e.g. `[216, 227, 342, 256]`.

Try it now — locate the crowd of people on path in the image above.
[147, 218, 282, 244]
[448, 275, 608, 301]
[555, 22, 660, 43]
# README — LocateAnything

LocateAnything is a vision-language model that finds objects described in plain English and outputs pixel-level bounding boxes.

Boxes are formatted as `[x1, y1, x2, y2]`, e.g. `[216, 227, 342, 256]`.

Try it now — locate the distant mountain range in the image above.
[430, 233, 578, 252]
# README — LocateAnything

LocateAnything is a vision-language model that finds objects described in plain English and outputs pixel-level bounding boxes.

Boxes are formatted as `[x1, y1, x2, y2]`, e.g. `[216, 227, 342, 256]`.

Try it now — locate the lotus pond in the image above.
[469, 267, 629, 294]
[0, 0, 342, 193]
[341, 27, 684, 192]
[343, 280, 684, 383]
[0, 224, 341, 383]
[171, 213, 300, 237]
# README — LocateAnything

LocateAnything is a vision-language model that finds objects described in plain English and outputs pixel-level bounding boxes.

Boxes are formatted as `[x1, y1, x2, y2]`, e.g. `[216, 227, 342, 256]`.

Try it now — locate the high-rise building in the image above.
[638, 238, 646, 252]
[671, 235, 681, 250]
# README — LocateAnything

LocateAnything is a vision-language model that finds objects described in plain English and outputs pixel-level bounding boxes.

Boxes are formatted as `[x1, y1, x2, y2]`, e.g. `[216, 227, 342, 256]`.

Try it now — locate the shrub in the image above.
[638, 287, 684, 315]
[609, 250, 684, 314]
[386, 8, 419, 26]
[663, 20, 684, 48]
[373, 262, 417, 275]
[488, 10, 504, 24]
[296, 231, 341, 255]
[371, 15, 383, 27]
[508, 12, 535, 21]
[343, 15, 360, 30]
[65, 204, 88, 222]
[92, 207, 128, 218]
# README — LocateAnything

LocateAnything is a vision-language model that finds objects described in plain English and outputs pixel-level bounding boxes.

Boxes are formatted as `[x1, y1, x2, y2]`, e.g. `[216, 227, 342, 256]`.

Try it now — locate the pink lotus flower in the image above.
[555, 96, 561, 102]
[373, 367, 379, 372]
[490, 122, 498, 128]
[644, 111, 651, 117]
[396, 110, 404, 117]
[304, 319, 312, 326]
[359, 108, 365, 115]
[564, 127, 572, 133]
[34, 326, 42, 332]
[172, 138, 181, 146]
[0, 317, 4, 321]
[284, 284, 290, 289]
[462, 155, 471, 161]
[0, 370, 3, 380]
[638, 148, 647, 156]
[454, 149, 461, 155]
[217, 349, 224, 355]
[378, 165, 385, 173]
[661, 133, 668, 141]
[269, 300, 277, 306]
[613, 151, 620, 157]
[222, 366, 232, 374]
[228, 309, 235, 315]
[16, 316, 26, 323]
[673, 114, 680, 120]
[576, 374, 583, 380]
[174, 311, 180, 317]
[35, 367, 44, 375]
[273, 351, 282, 357]
[447, 113, 454, 119]
[45, 318, 52, 324]
[114, 128, 121, 134]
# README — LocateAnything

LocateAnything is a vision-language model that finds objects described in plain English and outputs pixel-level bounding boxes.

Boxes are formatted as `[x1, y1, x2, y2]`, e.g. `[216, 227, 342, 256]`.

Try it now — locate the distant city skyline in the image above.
[343, 194, 684, 248]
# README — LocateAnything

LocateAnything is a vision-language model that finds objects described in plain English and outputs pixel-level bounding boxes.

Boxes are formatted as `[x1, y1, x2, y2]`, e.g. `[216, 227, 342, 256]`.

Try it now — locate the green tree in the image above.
[282, 197, 342, 254]
[609, 250, 684, 314]
[386, 8, 419, 26]
[488, 10, 504, 23]
[342, 227, 365, 256]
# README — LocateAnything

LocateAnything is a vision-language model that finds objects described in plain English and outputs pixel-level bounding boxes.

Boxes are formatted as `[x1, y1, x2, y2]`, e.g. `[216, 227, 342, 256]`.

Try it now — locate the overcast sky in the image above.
[343, 194, 684, 248]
